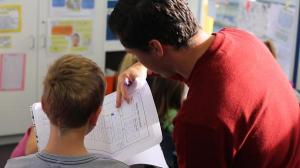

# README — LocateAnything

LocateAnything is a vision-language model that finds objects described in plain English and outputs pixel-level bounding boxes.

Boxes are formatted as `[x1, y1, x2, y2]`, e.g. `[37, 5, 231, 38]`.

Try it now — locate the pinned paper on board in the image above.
[50, 0, 95, 17]
[245, 0, 251, 13]
[0, 5, 22, 33]
[284, 0, 291, 9]
[266, 4, 296, 77]
[0, 36, 12, 48]
[0, 53, 26, 91]
[202, 0, 214, 34]
[237, 2, 269, 38]
[48, 19, 93, 54]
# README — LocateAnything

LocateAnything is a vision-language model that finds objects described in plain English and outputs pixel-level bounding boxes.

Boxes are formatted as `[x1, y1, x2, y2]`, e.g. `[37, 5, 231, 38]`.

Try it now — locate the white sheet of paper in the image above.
[0, 53, 25, 90]
[31, 103, 50, 149]
[124, 145, 168, 168]
[32, 80, 165, 166]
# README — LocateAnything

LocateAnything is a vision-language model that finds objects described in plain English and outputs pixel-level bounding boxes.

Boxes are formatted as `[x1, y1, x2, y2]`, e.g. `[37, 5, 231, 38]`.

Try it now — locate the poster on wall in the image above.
[48, 19, 93, 54]
[266, 4, 297, 78]
[236, 1, 298, 80]
[237, 2, 269, 38]
[0, 5, 22, 33]
[50, 0, 95, 17]
[0, 53, 26, 91]
[0, 36, 12, 48]
[213, 0, 299, 80]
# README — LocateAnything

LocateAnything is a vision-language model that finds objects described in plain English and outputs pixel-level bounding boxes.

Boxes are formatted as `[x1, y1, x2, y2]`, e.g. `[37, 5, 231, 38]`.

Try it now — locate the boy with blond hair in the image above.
[5, 55, 128, 168]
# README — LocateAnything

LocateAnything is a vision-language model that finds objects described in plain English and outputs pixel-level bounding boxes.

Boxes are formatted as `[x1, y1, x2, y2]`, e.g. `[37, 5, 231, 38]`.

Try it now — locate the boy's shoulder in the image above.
[5, 154, 37, 168]
[5, 152, 129, 168]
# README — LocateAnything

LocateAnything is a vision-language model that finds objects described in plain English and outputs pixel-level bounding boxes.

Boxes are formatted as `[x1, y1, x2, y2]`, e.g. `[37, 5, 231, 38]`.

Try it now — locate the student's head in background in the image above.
[264, 40, 277, 59]
[41, 54, 106, 134]
[151, 77, 184, 123]
[118, 53, 139, 74]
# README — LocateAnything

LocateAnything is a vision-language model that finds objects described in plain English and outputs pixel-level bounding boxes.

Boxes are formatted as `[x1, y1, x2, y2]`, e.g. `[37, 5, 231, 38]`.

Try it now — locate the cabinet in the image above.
[0, 0, 115, 138]
[0, 0, 38, 136]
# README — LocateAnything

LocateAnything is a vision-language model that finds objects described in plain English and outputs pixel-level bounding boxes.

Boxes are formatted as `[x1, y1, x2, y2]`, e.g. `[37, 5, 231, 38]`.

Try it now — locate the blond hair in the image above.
[119, 53, 139, 73]
[42, 54, 105, 130]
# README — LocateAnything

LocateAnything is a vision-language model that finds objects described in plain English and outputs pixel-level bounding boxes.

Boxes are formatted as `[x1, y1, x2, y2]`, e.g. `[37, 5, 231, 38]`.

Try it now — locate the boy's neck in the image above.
[44, 125, 89, 157]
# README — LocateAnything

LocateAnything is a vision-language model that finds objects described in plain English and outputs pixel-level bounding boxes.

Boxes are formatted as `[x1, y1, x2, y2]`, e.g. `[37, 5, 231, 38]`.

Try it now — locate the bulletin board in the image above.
[212, 0, 300, 82]
[0, 0, 38, 137]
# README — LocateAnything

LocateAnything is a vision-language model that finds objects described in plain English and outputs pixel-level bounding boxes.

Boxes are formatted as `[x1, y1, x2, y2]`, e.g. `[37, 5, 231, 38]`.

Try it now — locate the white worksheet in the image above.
[32, 80, 165, 166]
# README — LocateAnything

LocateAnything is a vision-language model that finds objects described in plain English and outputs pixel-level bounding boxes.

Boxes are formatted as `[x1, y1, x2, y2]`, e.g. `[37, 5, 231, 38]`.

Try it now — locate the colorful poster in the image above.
[48, 19, 93, 53]
[0, 36, 12, 48]
[50, 0, 95, 17]
[0, 53, 26, 91]
[0, 5, 22, 33]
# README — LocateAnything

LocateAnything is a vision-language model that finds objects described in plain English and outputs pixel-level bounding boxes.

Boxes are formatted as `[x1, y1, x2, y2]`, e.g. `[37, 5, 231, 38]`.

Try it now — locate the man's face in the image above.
[126, 48, 175, 78]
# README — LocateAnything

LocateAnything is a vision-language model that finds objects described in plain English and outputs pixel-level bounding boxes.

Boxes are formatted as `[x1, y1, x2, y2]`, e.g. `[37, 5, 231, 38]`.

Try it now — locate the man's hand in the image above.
[116, 62, 147, 107]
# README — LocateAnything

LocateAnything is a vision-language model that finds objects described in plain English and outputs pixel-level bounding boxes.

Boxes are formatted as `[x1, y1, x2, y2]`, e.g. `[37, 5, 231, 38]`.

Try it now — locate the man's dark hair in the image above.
[108, 0, 199, 51]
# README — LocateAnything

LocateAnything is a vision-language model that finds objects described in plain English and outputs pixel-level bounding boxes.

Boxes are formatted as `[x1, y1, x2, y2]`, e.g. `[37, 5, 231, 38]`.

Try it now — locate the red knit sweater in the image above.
[173, 28, 300, 168]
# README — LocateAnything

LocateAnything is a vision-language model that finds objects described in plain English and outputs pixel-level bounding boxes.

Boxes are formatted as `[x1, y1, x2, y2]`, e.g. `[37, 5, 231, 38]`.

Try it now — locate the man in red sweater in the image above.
[108, 0, 300, 167]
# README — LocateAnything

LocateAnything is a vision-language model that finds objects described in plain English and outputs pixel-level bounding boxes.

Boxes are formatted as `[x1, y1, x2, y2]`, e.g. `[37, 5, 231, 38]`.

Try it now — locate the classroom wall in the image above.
[0, 0, 108, 142]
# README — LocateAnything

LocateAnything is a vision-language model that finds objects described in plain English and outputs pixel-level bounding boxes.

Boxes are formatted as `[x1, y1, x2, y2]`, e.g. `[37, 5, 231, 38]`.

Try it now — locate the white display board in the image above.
[213, 0, 300, 81]
[237, 0, 299, 80]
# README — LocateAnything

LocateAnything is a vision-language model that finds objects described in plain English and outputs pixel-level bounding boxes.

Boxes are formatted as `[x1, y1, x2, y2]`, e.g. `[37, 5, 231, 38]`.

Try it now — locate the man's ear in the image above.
[89, 106, 102, 126]
[148, 39, 164, 58]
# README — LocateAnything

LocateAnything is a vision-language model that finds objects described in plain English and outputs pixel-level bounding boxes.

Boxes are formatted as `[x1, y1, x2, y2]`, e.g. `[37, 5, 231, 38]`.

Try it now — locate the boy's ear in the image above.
[149, 39, 164, 57]
[89, 106, 102, 126]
